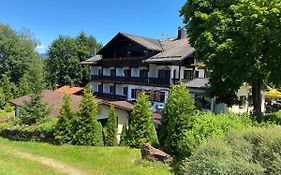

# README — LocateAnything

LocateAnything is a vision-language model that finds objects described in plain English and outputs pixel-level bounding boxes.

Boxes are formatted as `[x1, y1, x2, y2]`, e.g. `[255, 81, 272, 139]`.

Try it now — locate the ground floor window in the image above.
[98, 118, 108, 127]
[195, 95, 211, 110]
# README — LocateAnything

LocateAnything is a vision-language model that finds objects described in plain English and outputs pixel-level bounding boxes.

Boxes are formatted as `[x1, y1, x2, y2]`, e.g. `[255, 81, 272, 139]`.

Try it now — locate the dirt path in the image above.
[3, 146, 88, 175]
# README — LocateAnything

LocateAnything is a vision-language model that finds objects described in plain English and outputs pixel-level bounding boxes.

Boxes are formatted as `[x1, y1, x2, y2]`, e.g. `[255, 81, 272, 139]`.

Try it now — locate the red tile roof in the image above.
[10, 90, 133, 117]
[55, 86, 84, 95]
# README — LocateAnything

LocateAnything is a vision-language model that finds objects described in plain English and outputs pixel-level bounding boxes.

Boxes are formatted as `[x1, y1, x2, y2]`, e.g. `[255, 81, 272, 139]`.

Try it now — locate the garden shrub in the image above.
[0, 117, 57, 142]
[4, 103, 14, 112]
[180, 127, 281, 175]
[177, 112, 253, 158]
[119, 124, 128, 146]
[105, 105, 118, 146]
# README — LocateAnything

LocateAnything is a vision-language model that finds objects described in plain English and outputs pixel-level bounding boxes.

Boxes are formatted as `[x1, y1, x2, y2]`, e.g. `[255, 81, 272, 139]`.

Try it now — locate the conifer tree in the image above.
[93, 121, 104, 146]
[128, 92, 159, 148]
[105, 105, 118, 146]
[18, 73, 30, 96]
[72, 88, 102, 146]
[119, 124, 128, 146]
[54, 94, 75, 144]
[20, 59, 50, 125]
[159, 83, 196, 156]
[1, 74, 13, 104]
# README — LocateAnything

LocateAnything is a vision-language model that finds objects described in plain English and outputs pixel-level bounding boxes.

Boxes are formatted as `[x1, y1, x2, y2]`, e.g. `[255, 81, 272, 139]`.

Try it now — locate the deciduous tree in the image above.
[180, 0, 281, 116]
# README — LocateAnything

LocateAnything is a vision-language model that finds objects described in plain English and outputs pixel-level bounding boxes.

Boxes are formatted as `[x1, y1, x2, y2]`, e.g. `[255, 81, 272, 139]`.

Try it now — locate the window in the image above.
[110, 69, 116, 76]
[131, 89, 136, 98]
[98, 69, 102, 76]
[131, 89, 141, 99]
[123, 87, 128, 96]
[195, 71, 199, 78]
[140, 69, 148, 78]
[109, 85, 115, 94]
[124, 69, 131, 77]
[239, 96, 247, 109]
[159, 92, 165, 103]
[184, 70, 193, 80]
[205, 71, 212, 78]
[98, 84, 103, 93]
[158, 69, 170, 79]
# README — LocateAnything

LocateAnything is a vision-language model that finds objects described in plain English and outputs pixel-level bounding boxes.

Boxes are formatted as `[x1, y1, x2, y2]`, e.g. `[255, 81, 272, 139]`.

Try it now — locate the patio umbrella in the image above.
[265, 89, 281, 99]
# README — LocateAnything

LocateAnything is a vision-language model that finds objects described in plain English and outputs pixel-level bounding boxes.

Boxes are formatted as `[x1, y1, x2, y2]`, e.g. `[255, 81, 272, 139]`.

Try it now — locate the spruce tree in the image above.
[1, 74, 13, 105]
[128, 92, 159, 148]
[72, 89, 102, 146]
[105, 105, 118, 146]
[119, 124, 128, 146]
[18, 73, 30, 96]
[54, 94, 75, 144]
[159, 83, 196, 156]
[20, 59, 50, 125]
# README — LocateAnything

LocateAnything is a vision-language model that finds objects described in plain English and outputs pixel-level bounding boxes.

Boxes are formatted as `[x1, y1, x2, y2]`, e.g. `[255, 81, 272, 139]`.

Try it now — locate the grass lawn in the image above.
[0, 137, 172, 175]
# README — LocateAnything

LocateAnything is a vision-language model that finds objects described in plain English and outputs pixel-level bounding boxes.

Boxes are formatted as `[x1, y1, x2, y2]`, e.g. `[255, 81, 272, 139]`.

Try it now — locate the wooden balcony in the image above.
[91, 75, 172, 87]
[93, 92, 127, 100]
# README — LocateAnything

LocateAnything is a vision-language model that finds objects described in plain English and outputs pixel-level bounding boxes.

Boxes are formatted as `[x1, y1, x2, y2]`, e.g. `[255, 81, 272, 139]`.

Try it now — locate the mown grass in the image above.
[0, 137, 172, 175]
[0, 146, 65, 175]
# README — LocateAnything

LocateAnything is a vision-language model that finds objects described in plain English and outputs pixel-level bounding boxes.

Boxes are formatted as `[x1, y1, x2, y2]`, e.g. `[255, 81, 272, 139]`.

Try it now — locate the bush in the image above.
[4, 103, 14, 113]
[178, 112, 253, 158]
[0, 118, 57, 143]
[119, 124, 128, 146]
[180, 127, 281, 175]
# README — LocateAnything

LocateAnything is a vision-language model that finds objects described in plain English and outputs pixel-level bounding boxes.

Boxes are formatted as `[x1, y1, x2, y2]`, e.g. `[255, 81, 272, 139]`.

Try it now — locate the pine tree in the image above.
[20, 59, 50, 125]
[18, 73, 30, 96]
[105, 105, 118, 146]
[54, 94, 75, 145]
[159, 83, 196, 156]
[119, 124, 128, 146]
[128, 92, 159, 148]
[1, 74, 13, 105]
[72, 88, 102, 146]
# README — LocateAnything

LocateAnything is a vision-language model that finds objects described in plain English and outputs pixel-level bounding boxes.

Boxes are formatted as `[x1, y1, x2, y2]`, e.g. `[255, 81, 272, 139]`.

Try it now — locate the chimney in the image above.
[178, 27, 186, 39]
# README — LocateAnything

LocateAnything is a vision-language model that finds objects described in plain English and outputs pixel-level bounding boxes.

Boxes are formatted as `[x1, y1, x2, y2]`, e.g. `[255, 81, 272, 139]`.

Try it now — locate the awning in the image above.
[265, 89, 281, 99]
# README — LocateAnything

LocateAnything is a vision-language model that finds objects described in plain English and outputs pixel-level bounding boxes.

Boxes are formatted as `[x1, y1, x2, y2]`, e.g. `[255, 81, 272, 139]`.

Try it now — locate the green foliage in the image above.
[20, 59, 50, 125]
[45, 32, 102, 87]
[119, 124, 128, 146]
[0, 118, 57, 142]
[105, 105, 117, 146]
[20, 94, 51, 125]
[1, 74, 13, 106]
[4, 103, 13, 113]
[0, 24, 38, 84]
[72, 89, 103, 146]
[128, 92, 159, 148]
[180, 0, 281, 114]
[54, 94, 75, 145]
[18, 73, 30, 96]
[178, 112, 253, 158]
[180, 127, 281, 175]
[93, 122, 104, 146]
[159, 83, 196, 156]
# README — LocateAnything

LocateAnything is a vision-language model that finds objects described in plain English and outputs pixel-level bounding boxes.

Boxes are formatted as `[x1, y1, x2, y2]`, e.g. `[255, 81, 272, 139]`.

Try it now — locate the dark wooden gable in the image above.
[98, 33, 157, 59]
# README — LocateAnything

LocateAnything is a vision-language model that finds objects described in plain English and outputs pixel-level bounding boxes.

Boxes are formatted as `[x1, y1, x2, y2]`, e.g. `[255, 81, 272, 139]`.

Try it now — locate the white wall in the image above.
[116, 68, 124, 76]
[148, 64, 158, 78]
[91, 82, 99, 92]
[103, 83, 113, 93]
[96, 105, 130, 142]
[131, 68, 139, 77]
[116, 84, 125, 96]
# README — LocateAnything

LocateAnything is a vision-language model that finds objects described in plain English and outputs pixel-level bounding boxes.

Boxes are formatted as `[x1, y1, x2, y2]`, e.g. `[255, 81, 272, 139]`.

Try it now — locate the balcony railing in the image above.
[91, 75, 171, 86]
[93, 92, 127, 100]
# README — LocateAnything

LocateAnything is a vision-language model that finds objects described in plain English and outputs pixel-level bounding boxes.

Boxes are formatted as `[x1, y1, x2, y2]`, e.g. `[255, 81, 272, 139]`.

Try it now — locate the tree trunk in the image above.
[252, 80, 263, 117]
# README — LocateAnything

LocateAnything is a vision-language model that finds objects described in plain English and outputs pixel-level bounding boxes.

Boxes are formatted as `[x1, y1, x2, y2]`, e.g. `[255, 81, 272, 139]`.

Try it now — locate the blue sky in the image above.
[0, 0, 186, 53]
